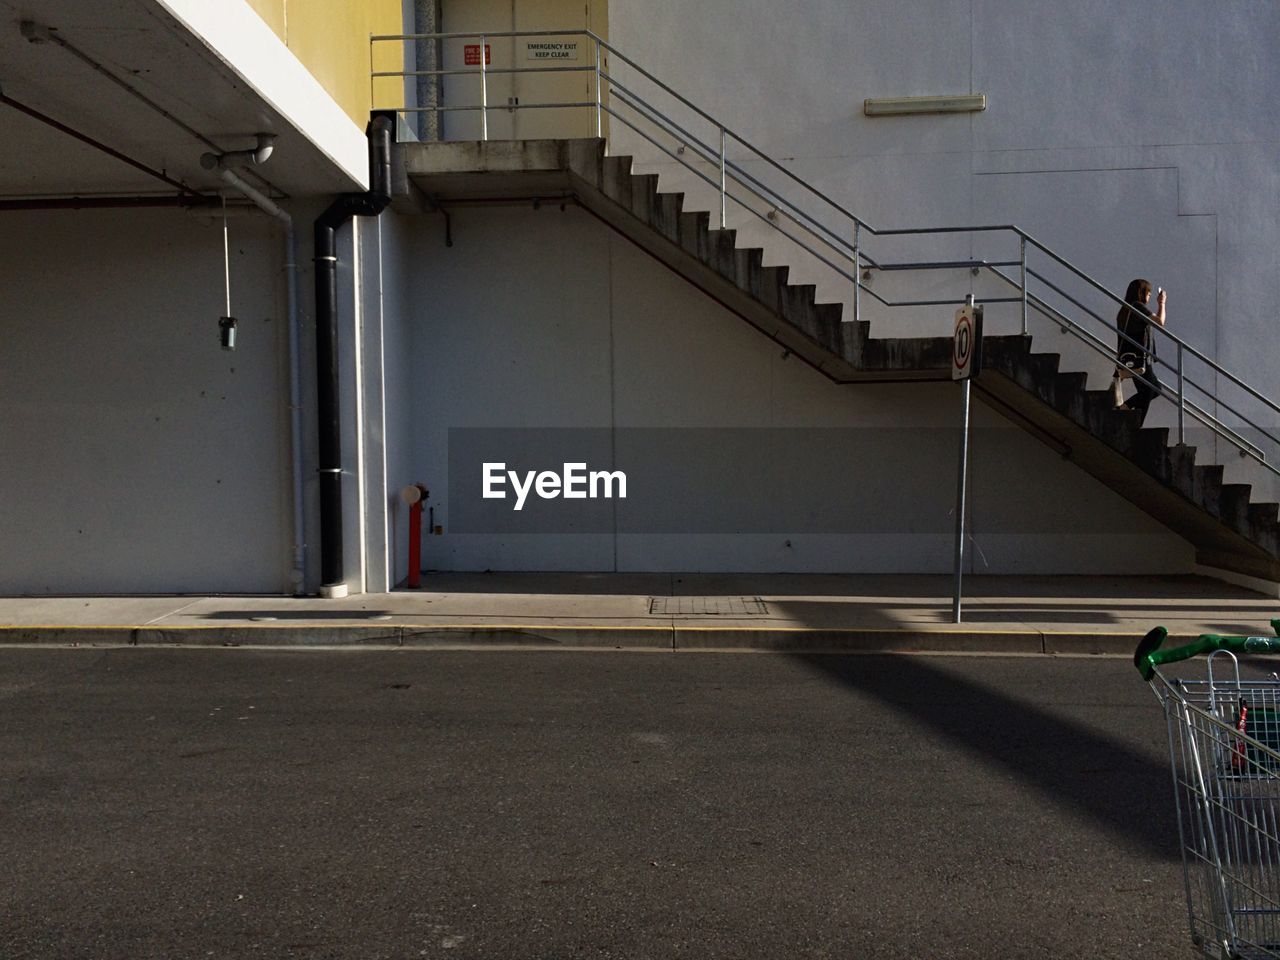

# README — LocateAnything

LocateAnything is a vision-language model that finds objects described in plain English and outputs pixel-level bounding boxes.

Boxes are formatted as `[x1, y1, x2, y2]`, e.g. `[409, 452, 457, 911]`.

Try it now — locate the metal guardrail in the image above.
[371, 29, 1280, 481]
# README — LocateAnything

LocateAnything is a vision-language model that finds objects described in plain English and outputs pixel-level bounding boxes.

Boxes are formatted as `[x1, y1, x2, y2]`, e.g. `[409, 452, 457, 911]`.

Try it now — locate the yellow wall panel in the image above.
[244, 0, 286, 39]
[241, 0, 615, 128]
[242, 0, 405, 125]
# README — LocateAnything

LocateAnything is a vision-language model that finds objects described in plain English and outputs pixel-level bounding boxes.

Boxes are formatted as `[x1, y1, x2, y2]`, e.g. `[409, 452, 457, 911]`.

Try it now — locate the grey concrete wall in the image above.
[395, 205, 1192, 574]
[0, 209, 292, 594]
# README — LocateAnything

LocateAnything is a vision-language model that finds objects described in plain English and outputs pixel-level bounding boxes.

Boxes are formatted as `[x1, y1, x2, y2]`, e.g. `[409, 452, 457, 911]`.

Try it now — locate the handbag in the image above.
[1112, 353, 1146, 409]
[1117, 352, 1146, 378]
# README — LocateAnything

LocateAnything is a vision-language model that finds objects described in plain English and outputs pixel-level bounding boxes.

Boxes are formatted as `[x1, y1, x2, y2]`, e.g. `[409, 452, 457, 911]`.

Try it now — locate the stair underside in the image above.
[977, 354, 1280, 581]
[396, 138, 951, 384]
[395, 138, 1280, 583]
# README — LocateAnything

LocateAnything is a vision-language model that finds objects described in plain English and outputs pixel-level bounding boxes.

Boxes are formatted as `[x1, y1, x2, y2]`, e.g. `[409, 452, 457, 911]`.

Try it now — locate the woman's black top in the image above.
[1118, 301, 1156, 364]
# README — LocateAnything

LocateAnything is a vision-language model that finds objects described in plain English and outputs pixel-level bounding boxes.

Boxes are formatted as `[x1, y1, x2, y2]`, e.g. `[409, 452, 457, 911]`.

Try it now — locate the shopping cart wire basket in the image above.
[1137, 620, 1280, 959]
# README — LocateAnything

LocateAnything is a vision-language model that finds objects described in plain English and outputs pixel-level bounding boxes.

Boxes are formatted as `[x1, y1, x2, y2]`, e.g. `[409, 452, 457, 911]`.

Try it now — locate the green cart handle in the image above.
[1134, 619, 1280, 681]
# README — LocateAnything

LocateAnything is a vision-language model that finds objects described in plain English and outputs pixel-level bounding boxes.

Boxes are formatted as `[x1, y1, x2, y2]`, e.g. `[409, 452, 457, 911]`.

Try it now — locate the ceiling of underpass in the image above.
[0, 0, 363, 199]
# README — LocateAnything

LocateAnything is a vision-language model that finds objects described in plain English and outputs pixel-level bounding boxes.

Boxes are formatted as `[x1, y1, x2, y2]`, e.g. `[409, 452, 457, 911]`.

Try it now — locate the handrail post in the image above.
[479, 33, 488, 141]
[718, 126, 727, 230]
[594, 38, 603, 139]
[1177, 342, 1186, 445]
[853, 221, 861, 326]
[1019, 235, 1028, 336]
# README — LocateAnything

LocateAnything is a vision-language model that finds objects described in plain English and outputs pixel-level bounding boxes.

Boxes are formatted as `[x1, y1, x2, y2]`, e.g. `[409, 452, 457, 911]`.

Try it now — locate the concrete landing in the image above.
[0, 573, 1275, 655]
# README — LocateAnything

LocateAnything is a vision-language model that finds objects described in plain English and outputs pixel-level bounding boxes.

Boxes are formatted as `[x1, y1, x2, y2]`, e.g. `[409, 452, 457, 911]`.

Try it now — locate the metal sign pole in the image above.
[952, 375, 971, 623]
[951, 293, 977, 624]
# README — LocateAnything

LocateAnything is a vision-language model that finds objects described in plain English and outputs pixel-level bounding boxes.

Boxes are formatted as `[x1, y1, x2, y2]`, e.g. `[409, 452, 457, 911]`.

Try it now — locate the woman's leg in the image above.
[1130, 366, 1163, 423]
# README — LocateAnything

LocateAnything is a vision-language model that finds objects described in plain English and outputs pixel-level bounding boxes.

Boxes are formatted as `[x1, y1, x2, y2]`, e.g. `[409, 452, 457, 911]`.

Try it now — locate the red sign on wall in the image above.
[463, 44, 492, 66]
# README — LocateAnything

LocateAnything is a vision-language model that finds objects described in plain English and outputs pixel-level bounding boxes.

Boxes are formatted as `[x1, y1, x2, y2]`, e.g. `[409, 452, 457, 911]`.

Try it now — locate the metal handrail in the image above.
[388, 66, 596, 78]
[374, 29, 594, 39]
[983, 263, 1276, 470]
[1021, 264, 1280, 454]
[603, 99, 1015, 318]
[601, 102, 870, 297]
[598, 24, 1280, 418]
[372, 28, 1280, 480]
[605, 84, 867, 265]
[606, 67, 1280, 450]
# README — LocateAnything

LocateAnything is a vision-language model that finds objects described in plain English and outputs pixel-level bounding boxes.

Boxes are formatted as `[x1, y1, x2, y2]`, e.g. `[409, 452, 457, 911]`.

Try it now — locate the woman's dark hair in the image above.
[1116, 277, 1152, 339]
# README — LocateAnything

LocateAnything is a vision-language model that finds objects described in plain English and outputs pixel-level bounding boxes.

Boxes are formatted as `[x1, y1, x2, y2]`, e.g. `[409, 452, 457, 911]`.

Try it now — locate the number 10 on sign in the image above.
[952, 301, 982, 381]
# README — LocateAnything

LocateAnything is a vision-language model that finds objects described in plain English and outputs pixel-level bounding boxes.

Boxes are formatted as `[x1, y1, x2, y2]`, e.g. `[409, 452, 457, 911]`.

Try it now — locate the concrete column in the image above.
[414, 0, 443, 141]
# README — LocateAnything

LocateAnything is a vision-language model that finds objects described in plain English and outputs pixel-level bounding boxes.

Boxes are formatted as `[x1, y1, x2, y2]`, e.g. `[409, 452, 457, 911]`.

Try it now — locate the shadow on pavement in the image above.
[792, 653, 1179, 860]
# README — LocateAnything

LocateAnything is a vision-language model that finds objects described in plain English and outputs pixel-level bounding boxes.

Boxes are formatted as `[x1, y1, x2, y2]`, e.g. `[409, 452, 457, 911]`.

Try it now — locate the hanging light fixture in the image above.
[219, 193, 237, 350]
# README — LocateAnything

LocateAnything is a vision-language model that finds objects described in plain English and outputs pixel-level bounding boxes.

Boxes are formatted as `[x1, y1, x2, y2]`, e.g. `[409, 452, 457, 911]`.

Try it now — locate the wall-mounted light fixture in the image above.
[864, 94, 986, 117]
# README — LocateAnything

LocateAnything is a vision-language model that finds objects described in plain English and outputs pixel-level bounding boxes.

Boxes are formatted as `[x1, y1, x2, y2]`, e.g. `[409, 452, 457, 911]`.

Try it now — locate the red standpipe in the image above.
[403, 484, 429, 589]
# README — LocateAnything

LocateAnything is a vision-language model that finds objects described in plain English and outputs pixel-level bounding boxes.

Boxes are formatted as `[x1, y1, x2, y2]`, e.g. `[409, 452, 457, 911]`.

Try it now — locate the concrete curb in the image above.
[1042, 632, 1143, 656]
[0, 623, 1172, 655]
[136, 626, 406, 647]
[397, 626, 671, 648]
[0, 627, 138, 646]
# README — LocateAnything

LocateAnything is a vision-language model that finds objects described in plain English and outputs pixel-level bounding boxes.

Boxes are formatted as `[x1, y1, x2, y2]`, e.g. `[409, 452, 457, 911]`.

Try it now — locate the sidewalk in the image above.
[1, 573, 1276, 654]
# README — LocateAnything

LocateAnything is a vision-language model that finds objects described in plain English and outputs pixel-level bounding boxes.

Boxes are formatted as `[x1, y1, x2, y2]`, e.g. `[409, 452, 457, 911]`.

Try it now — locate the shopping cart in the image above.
[1136, 622, 1280, 959]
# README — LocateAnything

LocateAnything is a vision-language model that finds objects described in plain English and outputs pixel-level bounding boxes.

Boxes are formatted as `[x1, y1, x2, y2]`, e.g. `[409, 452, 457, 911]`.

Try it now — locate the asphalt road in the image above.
[2, 648, 1197, 959]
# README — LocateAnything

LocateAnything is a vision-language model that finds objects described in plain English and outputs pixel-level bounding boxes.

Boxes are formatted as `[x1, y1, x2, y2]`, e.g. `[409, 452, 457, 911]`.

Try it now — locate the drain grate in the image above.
[649, 596, 769, 616]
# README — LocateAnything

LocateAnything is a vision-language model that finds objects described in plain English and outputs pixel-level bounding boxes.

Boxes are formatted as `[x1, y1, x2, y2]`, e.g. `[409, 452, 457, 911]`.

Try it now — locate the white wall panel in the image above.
[380, 212, 419, 588]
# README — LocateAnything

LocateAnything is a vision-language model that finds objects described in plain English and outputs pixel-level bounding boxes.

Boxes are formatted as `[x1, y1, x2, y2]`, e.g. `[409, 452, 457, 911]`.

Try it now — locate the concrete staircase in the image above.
[396, 137, 1280, 583]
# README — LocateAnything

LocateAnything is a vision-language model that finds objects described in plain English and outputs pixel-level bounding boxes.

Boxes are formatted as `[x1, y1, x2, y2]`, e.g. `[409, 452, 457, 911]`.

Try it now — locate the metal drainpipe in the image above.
[314, 115, 394, 599]
[213, 167, 307, 596]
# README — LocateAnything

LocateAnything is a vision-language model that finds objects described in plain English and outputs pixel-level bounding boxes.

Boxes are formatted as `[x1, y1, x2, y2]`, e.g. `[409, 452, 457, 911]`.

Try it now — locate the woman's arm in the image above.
[1154, 290, 1167, 327]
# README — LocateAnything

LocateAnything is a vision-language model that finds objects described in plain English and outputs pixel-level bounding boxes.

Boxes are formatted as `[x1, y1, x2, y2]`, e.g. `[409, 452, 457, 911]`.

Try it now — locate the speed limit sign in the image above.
[952, 303, 984, 380]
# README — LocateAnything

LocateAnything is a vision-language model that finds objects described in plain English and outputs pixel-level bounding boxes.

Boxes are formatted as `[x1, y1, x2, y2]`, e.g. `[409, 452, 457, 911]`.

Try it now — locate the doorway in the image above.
[440, 0, 606, 140]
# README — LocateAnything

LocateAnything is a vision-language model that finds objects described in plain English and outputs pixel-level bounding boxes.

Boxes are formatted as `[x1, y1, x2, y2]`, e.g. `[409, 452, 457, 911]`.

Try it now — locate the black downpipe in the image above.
[314, 115, 394, 594]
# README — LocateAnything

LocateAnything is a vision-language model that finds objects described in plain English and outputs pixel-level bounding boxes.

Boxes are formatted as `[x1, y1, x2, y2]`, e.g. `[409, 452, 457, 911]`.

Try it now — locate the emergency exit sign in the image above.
[464, 43, 491, 66]
[525, 40, 579, 60]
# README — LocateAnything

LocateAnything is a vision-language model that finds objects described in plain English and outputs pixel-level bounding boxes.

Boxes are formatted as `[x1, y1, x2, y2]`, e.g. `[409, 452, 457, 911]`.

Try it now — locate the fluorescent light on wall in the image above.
[864, 94, 986, 117]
